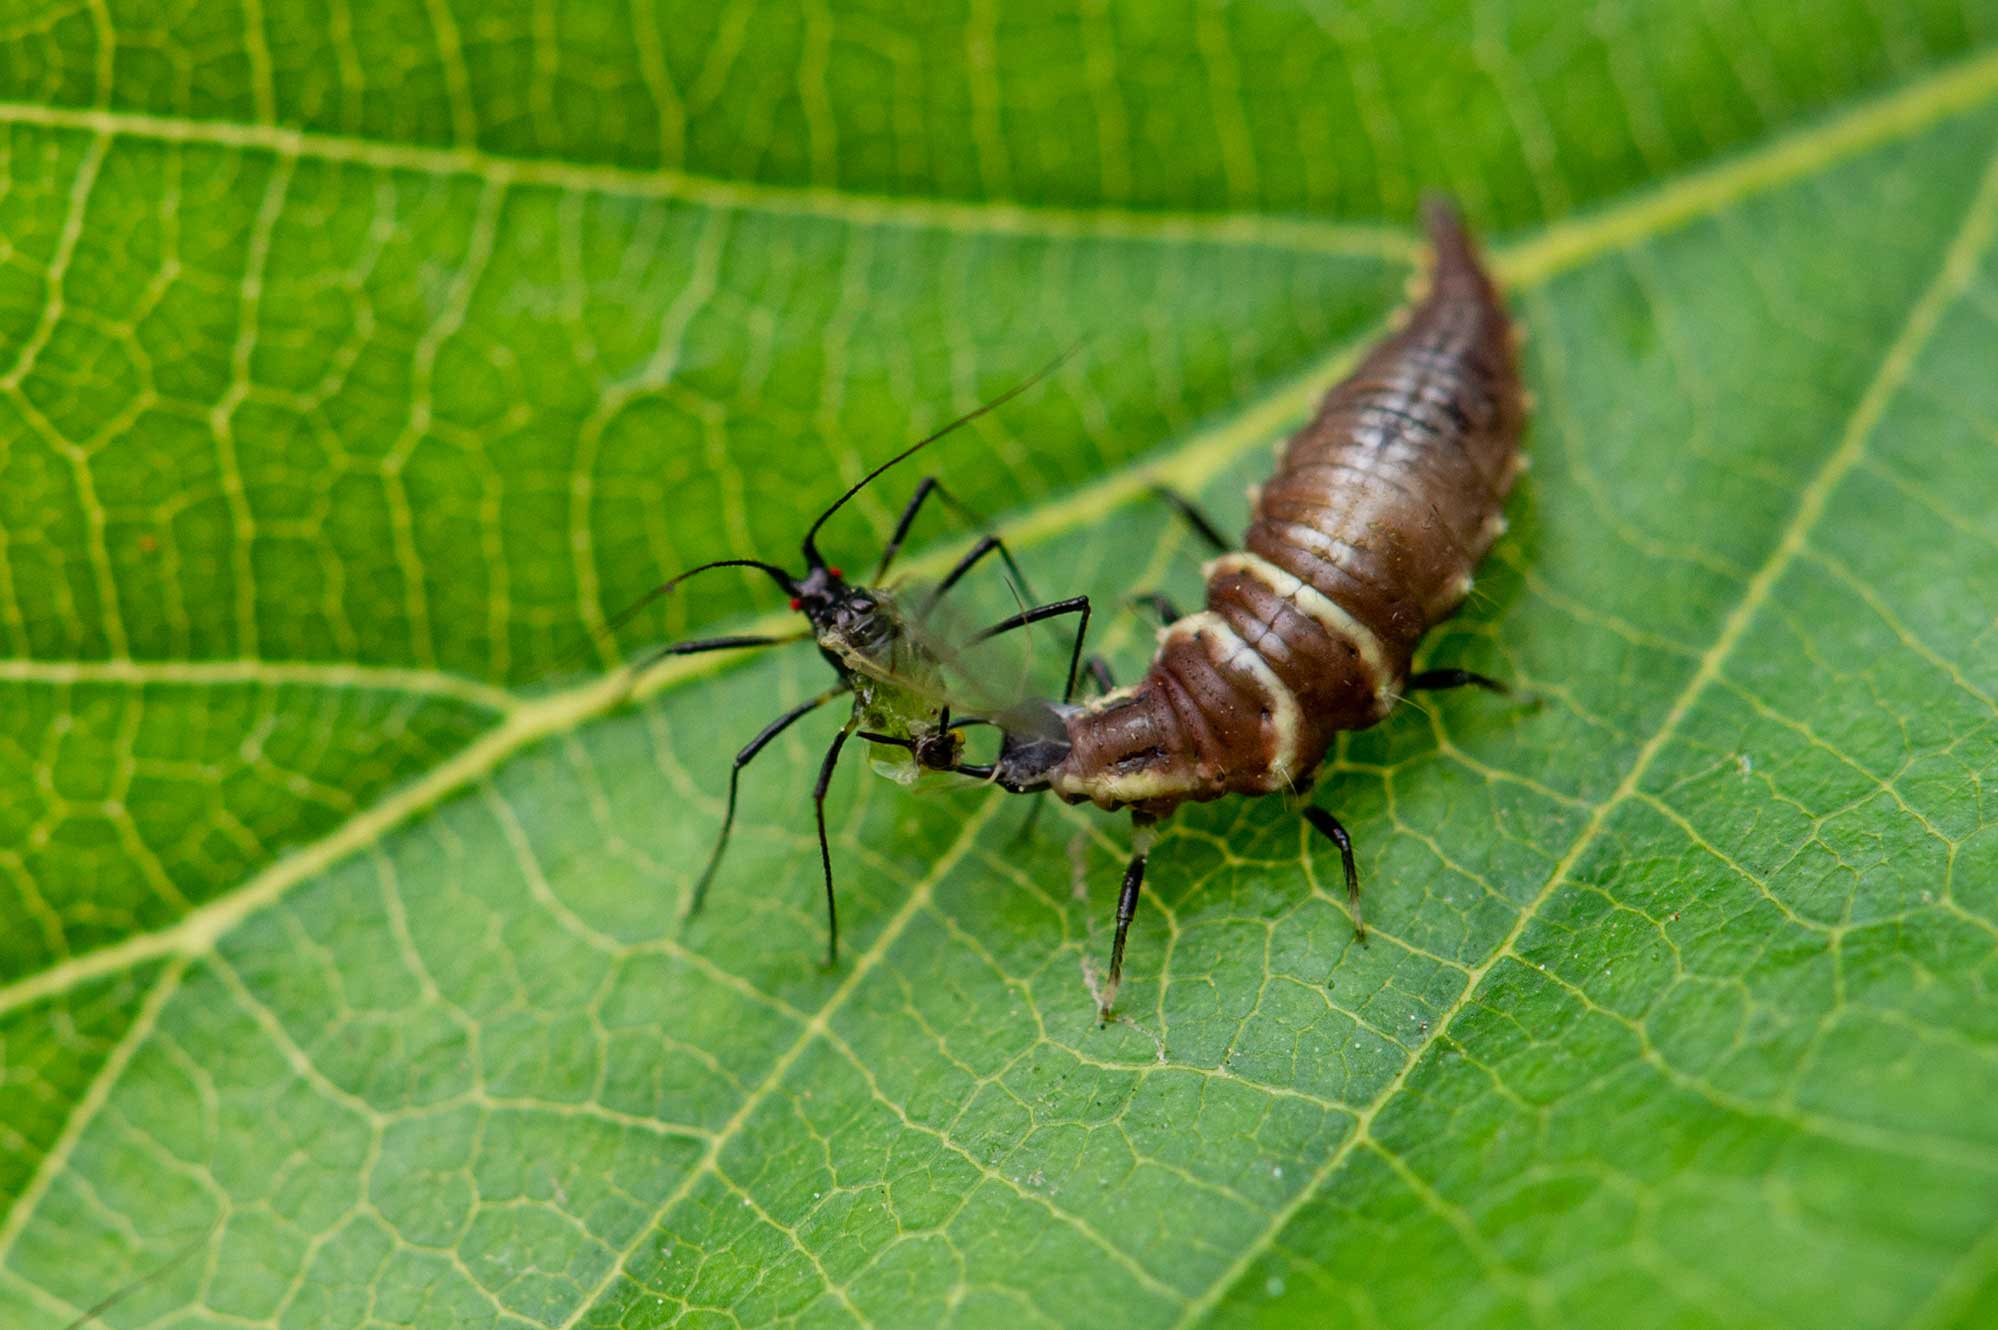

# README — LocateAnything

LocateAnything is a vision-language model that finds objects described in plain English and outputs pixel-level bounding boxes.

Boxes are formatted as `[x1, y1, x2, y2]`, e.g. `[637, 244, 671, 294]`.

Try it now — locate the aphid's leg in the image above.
[1147, 483, 1234, 553]
[1407, 668, 1510, 696]
[1129, 592, 1184, 626]
[1100, 812, 1161, 1022]
[975, 595, 1092, 702]
[686, 683, 849, 921]
[812, 719, 859, 968]
[804, 348, 1078, 570]
[874, 476, 949, 580]
[877, 476, 1039, 606]
[1300, 806, 1365, 942]
[1085, 656, 1117, 695]
[924, 533, 1040, 613]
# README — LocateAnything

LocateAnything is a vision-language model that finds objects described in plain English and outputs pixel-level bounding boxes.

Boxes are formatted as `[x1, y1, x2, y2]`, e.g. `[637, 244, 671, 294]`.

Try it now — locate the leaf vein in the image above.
[550, 798, 1008, 1330]
[0, 101, 1413, 262]
[0, 955, 187, 1267]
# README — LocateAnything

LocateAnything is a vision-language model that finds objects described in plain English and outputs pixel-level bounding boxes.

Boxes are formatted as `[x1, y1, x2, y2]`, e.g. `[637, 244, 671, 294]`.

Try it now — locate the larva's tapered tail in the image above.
[1421, 196, 1499, 301]
[1048, 202, 1527, 815]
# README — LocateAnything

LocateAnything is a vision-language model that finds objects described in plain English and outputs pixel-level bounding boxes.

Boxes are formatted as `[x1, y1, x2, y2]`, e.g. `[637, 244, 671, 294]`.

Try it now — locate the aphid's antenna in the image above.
[541, 558, 799, 680]
[627, 628, 811, 678]
[610, 558, 798, 625]
[800, 344, 1081, 570]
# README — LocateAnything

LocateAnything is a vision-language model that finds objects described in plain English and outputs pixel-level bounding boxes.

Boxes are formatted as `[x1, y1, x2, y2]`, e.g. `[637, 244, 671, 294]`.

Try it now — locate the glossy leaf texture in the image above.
[3, 3, 1998, 1328]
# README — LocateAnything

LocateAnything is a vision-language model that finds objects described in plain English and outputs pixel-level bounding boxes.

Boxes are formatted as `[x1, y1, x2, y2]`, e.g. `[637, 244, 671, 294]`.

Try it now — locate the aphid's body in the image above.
[965, 201, 1527, 1015]
[805, 577, 965, 781]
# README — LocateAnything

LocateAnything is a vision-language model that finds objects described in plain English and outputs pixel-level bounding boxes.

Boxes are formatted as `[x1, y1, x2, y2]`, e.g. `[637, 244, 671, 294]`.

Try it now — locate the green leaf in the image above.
[4, 5, 1998, 1329]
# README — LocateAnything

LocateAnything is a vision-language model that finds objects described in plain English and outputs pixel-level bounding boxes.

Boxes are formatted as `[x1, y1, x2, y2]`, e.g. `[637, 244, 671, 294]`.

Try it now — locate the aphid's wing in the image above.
[800, 585, 991, 732]
[890, 579, 1064, 723]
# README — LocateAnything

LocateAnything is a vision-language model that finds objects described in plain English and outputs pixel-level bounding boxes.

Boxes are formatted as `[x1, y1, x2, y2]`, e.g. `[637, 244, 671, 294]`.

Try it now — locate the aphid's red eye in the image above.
[788, 598, 802, 611]
[829, 566, 843, 578]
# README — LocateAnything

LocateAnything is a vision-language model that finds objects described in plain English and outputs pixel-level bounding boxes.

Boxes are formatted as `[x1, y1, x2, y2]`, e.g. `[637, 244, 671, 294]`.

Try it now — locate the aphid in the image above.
[605, 360, 1089, 965]
[901, 200, 1527, 1018]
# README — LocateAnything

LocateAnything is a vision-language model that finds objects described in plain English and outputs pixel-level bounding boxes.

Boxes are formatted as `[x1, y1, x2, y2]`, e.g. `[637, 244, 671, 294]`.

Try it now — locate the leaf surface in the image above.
[3, 5, 1998, 1329]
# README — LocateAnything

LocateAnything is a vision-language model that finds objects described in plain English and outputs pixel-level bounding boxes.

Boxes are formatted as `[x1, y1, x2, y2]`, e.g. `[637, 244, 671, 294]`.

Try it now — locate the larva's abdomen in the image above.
[1052, 201, 1525, 814]
[1244, 201, 1523, 698]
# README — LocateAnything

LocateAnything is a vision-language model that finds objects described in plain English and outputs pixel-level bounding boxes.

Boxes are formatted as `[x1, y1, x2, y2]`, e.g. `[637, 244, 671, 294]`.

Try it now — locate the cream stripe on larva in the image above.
[1160, 611, 1305, 789]
[1202, 551, 1397, 705]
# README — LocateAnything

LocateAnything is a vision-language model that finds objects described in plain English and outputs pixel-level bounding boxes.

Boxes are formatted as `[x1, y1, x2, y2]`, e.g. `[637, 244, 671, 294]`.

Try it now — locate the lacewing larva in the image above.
[887, 199, 1529, 1017]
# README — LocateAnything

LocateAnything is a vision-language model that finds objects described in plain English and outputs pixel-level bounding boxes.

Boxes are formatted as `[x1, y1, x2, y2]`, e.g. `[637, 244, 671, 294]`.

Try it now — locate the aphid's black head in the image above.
[787, 562, 846, 618]
[790, 564, 898, 658]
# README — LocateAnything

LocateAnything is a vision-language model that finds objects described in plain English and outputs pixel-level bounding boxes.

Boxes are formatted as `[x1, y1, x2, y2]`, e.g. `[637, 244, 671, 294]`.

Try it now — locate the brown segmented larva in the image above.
[949, 199, 1528, 1018]
[1065, 201, 1523, 806]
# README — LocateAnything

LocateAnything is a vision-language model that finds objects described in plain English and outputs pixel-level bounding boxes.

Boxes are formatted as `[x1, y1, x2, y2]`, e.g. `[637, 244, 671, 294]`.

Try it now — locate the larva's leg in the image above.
[1407, 668, 1510, 696]
[811, 721, 858, 967]
[1301, 806, 1365, 942]
[975, 595, 1092, 703]
[1011, 794, 1047, 845]
[1130, 592, 1184, 626]
[1100, 813, 1161, 1022]
[686, 684, 849, 922]
[1148, 483, 1234, 553]
[1085, 655, 1117, 695]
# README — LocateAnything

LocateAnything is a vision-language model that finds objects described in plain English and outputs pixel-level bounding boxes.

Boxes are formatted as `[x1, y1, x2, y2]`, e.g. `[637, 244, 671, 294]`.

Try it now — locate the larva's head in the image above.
[970, 701, 1073, 793]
